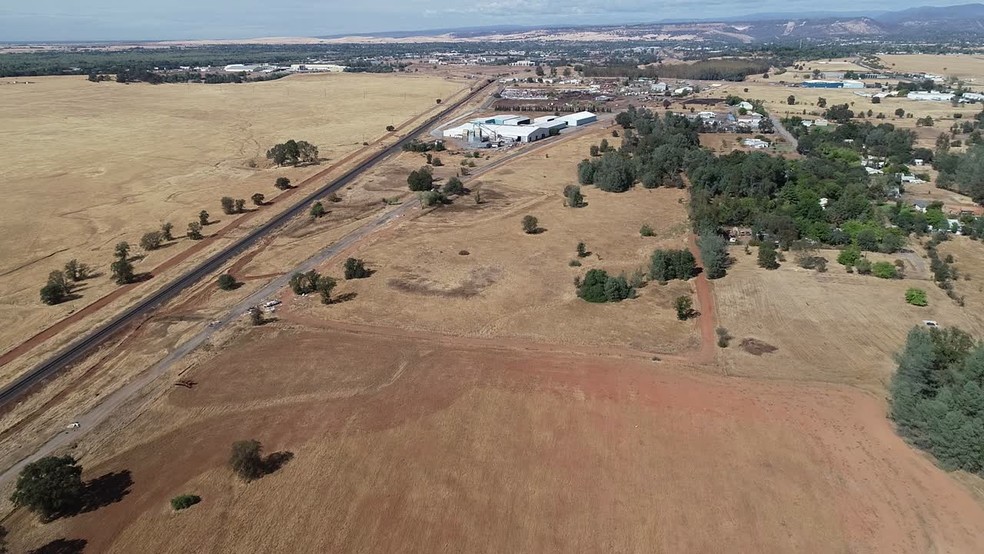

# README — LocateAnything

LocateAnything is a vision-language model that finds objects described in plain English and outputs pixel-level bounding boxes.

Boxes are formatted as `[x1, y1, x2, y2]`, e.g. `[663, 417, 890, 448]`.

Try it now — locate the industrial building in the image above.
[557, 111, 598, 126]
[801, 80, 864, 89]
[908, 91, 956, 102]
[443, 111, 596, 145]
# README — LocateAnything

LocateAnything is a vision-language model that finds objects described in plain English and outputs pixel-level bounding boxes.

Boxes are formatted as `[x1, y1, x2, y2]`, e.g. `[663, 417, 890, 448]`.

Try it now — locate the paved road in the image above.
[0, 79, 495, 410]
[770, 113, 799, 152]
[0, 115, 607, 486]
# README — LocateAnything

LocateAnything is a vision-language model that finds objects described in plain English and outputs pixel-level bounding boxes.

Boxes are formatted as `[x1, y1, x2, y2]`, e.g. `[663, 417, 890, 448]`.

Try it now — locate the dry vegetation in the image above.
[0, 72, 468, 365]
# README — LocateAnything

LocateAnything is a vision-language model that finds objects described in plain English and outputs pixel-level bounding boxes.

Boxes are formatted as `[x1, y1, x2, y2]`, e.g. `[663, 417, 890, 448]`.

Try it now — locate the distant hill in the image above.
[325, 3, 984, 44]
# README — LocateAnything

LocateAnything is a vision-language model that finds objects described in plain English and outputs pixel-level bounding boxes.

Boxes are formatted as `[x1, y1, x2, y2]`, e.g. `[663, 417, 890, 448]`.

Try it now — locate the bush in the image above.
[217, 274, 238, 290]
[872, 261, 899, 279]
[251, 193, 265, 206]
[855, 258, 873, 275]
[419, 190, 447, 207]
[569, 260, 582, 267]
[716, 327, 732, 347]
[675, 296, 694, 320]
[274, 177, 291, 190]
[837, 245, 861, 268]
[344, 258, 370, 280]
[522, 215, 539, 234]
[310, 201, 326, 219]
[220, 196, 235, 215]
[64, 259, 91, 282]
[407, 167, 434, 191]
[170, 494, 201, 511]
[905, 288, 928, 306]
[639, 224, 655, 237]
[187, 221, 204, 240]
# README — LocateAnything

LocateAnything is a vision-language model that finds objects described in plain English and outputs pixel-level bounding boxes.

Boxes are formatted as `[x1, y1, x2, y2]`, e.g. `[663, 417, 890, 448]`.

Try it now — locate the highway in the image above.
[0, 78, 495, 409]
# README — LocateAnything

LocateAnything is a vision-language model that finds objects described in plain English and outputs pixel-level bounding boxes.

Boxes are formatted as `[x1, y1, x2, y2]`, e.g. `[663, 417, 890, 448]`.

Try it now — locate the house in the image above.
[900, 174, 925, 184]
[737, 101, 754, 111]
[557, 111, 597, 126]
[913, 158, 925, 166]
[907, 91, 955, 102]
[742, 138, 770, 149]
[727, 227, 754, 243]
[865, 166, 884, 175]
[651, 82, 669, 93]
[912, 200, 930, 213]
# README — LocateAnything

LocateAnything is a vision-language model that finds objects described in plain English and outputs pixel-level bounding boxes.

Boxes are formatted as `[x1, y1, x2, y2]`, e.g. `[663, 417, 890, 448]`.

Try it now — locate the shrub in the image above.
[386, 125, 396, 132]
[872, 261, 899, 279]
[407, 167, 434, 191]
[639, 224, 655, 237]
[220, 196, 235, 214]
[310, 201, 326, 219]
[576, 242, 588, 258]
[522, 215, 539, 234]
[217, 274, 238, 290]
[274, 177, 292, 190]
[160, 222, 174, 241]
[170, 494, 201, 511]
[855, 258, 873, 275]
[251, 193, 265, 206]
[905, 288, 928, 306]
[569, 260, 582, 267]
[419, 190, 447, 207]
[199, 210, 210, 226]
[344, 258, 370, 280]
[64, 259, 91, 282]
[675, 296, 694, 320]
[716, 327, 732, 347]
[234, 199, 246, 213]
[247, 306, 263, 326]
[837, 245, 861, 268]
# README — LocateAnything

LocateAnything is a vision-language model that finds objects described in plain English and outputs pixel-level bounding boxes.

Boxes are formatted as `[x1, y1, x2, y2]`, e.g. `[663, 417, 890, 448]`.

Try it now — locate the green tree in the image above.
[757, 243, 779, 269]
[111, 258, 135, 285]
[217, 274, 238, 290]
[114, 241, 131, 260]
[564, 185, 585, 207]
[63, 259, 91, 282]
[905, 288, 928, 306]
[140, 231, 164, 251]
[40, 271, 72, 305]
[234, 199, 246, 213]
[786, 95, 795, 105]
[817, 97, 827, 108]
[251, 193, 265, 206]
[442, 177, 465, 196]
[247, 306, 264, 326]
[220, 196, 235, 215]
[675, 295, 694, 320]
[895, 108, 905, 117]
[187, 221, 203, 240]
[160, 222, 174, 241]
[407, 167, 434, 191]
[576, 242, 588, 258]
[310, 201, 326, 219]
[522, 215, 539, 234]
[229, 440, 265, 481]
[10, 455, 84, 521]
[199, 210, 210, 226]
[577, 159, 595, 185]
[274, 177, 292, 190]
[316, 275, 337, 305]
[344, 258, 370, 280]
[697, 232, 728, 279]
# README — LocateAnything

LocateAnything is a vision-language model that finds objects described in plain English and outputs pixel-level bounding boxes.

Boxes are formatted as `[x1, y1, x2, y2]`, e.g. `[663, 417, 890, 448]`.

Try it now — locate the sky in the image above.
[0, 0, 968, 41]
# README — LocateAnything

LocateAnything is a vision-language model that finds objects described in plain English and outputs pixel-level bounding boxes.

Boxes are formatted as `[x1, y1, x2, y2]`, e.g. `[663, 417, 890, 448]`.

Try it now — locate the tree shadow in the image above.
[132, 272, 154, 283]
[28, 538, 87, 554]
[78, 470, 132, 514]
[204, 219, 220, 226]
[331, 292, 358, 304]
[128, 254, 146, 263]
[263, 451, 294, 475]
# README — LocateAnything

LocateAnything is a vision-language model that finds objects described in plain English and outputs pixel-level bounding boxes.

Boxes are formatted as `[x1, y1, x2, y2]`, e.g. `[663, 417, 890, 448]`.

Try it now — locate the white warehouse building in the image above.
[557, 111, 598, 126]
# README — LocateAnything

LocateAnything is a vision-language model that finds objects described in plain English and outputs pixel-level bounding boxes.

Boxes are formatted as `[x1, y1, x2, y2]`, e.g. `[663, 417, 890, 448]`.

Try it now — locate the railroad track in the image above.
[0, 79, 495, 408]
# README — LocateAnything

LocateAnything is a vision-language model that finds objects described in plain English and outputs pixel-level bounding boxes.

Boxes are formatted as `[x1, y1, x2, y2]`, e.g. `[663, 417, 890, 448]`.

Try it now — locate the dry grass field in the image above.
[715, 245, 984, 389]
[879, 54, 984, 82]
[7, 325, 984, 553]
[253, 127, 700, 353]
[0, 73, 469, 361]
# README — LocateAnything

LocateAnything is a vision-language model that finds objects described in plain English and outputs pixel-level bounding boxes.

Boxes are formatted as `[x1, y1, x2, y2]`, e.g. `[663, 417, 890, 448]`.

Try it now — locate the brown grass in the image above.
[7, 326, 984, 553]
[0, 73, 468, 363]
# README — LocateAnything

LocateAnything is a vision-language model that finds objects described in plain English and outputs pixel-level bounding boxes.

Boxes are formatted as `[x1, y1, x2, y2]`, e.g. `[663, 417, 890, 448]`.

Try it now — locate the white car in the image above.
[264, 300, 282, 308]
[923, 320, 939, 328]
